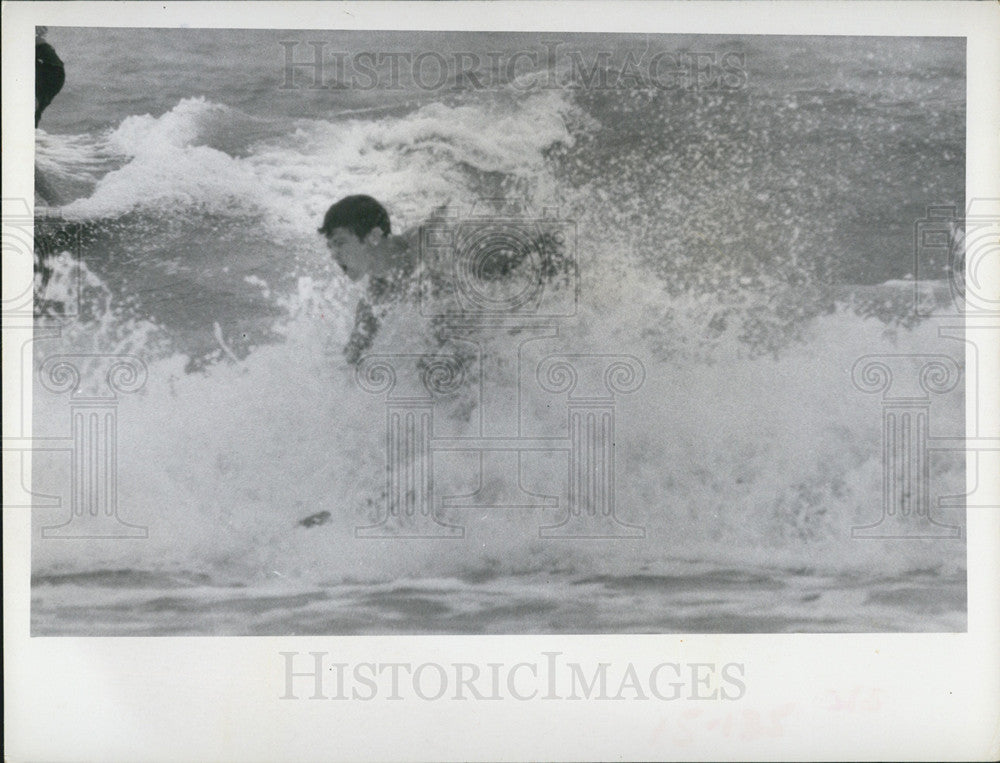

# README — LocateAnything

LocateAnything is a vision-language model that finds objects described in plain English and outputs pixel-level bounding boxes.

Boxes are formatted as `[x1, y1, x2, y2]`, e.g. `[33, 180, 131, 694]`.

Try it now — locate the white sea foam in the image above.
[32, 251, 965, 584]
[58, 92, 576, 235]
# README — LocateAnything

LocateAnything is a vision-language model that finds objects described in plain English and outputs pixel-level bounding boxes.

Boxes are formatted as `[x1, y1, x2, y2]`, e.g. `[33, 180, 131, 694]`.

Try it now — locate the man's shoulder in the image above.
[398, 204, 452, 251]
[396, 226, 420, 253]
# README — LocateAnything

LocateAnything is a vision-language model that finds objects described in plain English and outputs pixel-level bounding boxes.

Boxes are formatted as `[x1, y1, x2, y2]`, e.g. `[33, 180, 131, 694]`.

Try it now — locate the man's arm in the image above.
[344, 298, 379, 365]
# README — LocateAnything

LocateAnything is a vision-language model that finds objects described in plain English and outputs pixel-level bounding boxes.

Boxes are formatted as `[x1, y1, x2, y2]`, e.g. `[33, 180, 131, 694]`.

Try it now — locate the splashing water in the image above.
[30, 32, 965, 633]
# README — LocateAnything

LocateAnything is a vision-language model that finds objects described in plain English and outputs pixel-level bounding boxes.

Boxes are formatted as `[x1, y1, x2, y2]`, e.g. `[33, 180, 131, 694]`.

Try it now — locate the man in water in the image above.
[35, 27, 65, 127]
[319, 194, 573, 365]
[307, 194, 568, 528]
[318, 194, 419, 364]
[302, 195, 425, 529]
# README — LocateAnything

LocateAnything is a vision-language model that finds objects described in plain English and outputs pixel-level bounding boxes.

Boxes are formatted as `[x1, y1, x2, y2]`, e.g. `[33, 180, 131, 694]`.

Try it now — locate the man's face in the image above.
[325, 228, 374, 281]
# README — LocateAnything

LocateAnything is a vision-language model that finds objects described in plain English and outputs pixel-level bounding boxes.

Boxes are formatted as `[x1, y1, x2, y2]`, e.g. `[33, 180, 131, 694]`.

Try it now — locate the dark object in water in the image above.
[36, 33, 65, 127]
[298, 511, 331, 528]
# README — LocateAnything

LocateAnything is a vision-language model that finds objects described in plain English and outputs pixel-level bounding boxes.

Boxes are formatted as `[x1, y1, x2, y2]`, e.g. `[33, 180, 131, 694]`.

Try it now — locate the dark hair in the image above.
[318, 195, 391, 240]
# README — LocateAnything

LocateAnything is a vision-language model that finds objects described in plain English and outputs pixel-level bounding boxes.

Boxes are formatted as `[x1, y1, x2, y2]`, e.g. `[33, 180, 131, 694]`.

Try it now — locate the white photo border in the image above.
[3, 2, 999, 761]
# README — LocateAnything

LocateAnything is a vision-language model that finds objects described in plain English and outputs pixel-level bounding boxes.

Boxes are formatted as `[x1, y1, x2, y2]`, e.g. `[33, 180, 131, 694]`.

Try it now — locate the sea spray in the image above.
[32, 251, 965, 585]
[31, 76, 964, 588]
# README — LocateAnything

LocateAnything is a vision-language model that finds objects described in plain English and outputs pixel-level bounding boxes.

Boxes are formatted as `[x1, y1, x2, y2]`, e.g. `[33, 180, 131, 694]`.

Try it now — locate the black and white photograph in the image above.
[26, 25, 970, 636]
[4, 1, 999, 760]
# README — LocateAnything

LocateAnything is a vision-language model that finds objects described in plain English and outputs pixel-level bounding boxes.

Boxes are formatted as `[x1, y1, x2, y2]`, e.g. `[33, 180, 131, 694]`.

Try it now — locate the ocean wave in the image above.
[31, 89, 965, 589]
[31, 265, 965, 585]
[52, 92, 576, 235]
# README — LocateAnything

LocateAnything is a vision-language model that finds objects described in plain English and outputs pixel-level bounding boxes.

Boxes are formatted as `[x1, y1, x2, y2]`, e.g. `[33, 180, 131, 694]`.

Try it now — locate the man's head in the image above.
[319, 195, 392, 281]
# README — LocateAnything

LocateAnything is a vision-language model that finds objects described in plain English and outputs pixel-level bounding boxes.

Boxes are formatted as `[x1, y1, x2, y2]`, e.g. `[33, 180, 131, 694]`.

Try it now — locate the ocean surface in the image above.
[30, 29, 966, 634]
